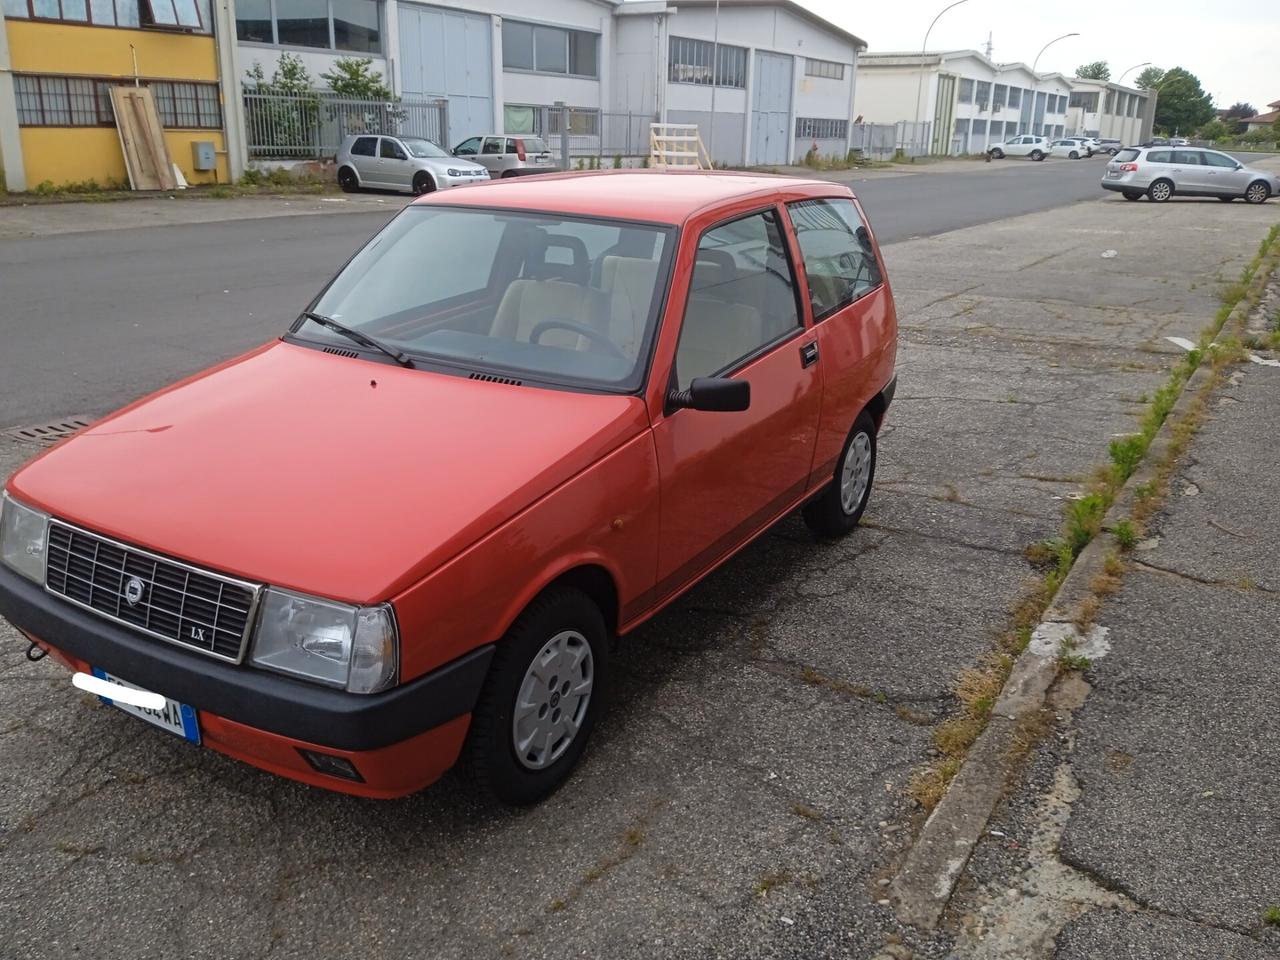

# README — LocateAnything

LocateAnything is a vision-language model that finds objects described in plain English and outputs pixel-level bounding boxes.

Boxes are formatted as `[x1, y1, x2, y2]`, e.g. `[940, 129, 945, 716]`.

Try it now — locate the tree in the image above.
[243, 54, 320, 158]
[1133, 66, 1165, 90]
[1197, 119, 1231, 142]
[1075, 61, 1111, 81]
[245, 52, 315, 96]
[1151, 67, 1214, 135]
[320, 57, 394, 101]
[1222, 102, 1257, 135]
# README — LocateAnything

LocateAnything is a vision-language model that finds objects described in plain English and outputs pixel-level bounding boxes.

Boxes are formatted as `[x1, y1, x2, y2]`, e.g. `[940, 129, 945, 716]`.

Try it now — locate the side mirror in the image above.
[667, 377, 750, 413]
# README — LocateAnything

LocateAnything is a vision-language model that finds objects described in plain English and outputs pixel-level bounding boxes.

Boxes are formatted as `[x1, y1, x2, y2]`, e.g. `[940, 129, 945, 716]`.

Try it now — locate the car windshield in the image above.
[402, 138, 448, 158]
[298, 207, 673, 391]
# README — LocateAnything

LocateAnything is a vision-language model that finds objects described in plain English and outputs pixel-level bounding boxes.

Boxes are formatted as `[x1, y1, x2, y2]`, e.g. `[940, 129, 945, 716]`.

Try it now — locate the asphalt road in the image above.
[0, 158, 1111, 429]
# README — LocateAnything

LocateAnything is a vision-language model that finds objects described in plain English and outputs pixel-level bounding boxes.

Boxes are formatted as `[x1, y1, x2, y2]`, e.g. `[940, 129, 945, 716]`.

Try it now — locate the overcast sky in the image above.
[799, 0, 1276, 110]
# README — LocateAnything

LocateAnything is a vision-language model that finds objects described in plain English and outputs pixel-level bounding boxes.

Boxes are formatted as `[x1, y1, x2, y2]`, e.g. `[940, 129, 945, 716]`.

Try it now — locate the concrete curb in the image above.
[889, 240, 1280, 931]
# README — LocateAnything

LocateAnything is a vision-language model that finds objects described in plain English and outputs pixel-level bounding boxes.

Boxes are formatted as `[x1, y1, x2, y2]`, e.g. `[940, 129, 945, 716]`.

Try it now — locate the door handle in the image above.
[800, 341, 819, 367]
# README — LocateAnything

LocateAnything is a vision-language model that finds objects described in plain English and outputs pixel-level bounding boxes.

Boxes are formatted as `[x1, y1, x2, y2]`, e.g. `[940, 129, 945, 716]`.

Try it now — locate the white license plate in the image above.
[535, 156, 550, 164]
[91, 668, 200, 744]
[1106, 170, 1121, 178]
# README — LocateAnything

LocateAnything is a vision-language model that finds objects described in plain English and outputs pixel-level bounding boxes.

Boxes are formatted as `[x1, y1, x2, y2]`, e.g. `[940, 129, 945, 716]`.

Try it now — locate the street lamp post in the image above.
[1117, 61, 1151, 86]
[912, 0, 970, 157]
[1028, 32, 1078, 138]
[708, 0, 720, 166]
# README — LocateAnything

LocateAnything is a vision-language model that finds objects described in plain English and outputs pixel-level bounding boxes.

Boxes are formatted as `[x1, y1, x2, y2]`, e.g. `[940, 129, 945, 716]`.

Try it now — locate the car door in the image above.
[378, 137, 413, 190]
[454, 136, 482, 160]
[1200, 149, 1248, 195]
[784, 196, 893, 491]
[348, 136, 380, 184]
[1170, 149, 1207, 193]
[481, 136, 508, 175]
[649, 206, 821, 594]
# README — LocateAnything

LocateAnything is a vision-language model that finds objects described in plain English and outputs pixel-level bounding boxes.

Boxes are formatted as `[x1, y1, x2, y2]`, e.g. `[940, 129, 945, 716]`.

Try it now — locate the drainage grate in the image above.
[3, 417, 92, 445]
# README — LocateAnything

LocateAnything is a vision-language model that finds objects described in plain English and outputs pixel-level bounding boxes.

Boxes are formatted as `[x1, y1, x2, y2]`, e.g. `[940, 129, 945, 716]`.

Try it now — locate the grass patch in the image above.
[1113, 520, 1138, 550]
[790, 802, 822, 820]
[754, 868, 793, 896]
[1263, 905, 1280, 927]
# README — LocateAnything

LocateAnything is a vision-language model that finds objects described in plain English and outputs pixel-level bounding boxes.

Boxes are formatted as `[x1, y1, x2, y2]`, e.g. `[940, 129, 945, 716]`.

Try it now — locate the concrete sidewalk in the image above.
[943, 273, 1280, 958]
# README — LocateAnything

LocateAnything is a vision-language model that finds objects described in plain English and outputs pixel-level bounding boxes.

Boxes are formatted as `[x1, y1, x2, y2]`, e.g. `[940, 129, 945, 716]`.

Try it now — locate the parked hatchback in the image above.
[336, 134, 489, 195]
[1049, 139, 1088, 159]
[454, 135, 556, 177]
[1102, 146, 1279, 203]
[987, 135, 1049, 161]
[0, 171, 898, 805]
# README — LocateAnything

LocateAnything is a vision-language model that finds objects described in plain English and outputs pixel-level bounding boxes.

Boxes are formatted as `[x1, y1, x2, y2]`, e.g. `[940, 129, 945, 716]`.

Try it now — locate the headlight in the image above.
[447, 168, 468, 177]
[0, 491, 49, 584]
[250, 588, 398, 694]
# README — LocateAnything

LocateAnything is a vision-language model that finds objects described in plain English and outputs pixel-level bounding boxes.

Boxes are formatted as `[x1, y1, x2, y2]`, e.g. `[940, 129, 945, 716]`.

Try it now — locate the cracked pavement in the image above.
[2, 183, 1279, 959]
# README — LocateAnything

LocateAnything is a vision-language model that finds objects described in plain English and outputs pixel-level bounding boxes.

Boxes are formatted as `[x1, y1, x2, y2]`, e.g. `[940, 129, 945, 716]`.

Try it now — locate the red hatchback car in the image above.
[0, 171, 897, 804]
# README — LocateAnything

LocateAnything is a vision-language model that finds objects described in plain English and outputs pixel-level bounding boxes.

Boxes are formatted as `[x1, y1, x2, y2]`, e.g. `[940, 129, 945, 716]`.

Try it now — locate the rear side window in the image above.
[351, 137, 377, 157]
[1172, 150, 1200, 165]
[1147, 150, 1172, 163]
[788, 198, 883, 322]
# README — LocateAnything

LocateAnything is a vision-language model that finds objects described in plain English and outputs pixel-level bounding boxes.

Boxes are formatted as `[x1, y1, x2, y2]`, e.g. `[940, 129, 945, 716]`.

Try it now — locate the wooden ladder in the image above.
[649, 123, 710, 169]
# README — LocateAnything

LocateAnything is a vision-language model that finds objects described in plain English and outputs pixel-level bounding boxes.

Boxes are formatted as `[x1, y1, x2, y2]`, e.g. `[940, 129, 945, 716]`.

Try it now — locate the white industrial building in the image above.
[229, 0, 865, 166]
[1066, 78, 1157, 143]
[853, 49, 1097, 155]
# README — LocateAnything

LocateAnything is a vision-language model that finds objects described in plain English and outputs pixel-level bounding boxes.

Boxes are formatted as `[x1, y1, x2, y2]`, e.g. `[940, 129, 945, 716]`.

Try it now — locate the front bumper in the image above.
[437, 172, 491, 189]
[0, 563, 492, 797]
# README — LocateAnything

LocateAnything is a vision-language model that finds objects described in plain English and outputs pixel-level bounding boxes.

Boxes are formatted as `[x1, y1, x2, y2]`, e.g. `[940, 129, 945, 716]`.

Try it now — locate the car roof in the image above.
[413, 169, 854, 225]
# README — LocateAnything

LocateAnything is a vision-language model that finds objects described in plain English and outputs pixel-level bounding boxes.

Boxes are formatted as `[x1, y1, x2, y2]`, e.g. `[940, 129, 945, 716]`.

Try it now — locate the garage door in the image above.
[751, 51, 793, 165]
[398, 3, 492, 149]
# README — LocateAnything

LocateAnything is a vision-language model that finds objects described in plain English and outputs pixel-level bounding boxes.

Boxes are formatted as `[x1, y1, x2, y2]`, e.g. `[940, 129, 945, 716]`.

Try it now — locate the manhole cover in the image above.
[3, 417, 92, 445]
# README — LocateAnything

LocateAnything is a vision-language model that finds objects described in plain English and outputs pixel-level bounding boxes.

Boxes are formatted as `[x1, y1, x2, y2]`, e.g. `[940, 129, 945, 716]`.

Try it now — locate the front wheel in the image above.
[412, 172, 436, 196]
[463, 587, 607, 805]
[1245, 181, 1271, 204]
[803, 411, 877, 538]
[1030, 150, 1045, 161]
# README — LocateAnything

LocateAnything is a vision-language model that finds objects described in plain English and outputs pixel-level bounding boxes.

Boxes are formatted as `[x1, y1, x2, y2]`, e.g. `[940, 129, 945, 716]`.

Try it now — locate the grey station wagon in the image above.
[1102, 146, 1279, 203]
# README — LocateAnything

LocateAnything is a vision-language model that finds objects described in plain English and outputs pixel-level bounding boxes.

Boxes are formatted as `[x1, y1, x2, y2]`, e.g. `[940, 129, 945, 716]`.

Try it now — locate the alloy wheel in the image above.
[1245, 182, 1269, 204]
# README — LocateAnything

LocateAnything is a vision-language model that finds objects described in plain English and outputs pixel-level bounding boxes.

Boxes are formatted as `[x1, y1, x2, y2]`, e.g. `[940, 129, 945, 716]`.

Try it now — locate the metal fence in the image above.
[848, 121, 935, 160]
[244, 92, 449, 160]
[510, 105, 657, 162]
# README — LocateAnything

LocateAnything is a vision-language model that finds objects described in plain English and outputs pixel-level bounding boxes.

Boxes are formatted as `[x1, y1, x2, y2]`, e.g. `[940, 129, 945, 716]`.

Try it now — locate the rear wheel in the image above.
[1147, 179, 1173, 202]
[500, 169, 518, 179]
[337, 166, 359, 193]
[802, 411, 877, 539]
[1069, 150, 1079, 159]
[463, 587, 607, 805]
[1122, 191, 1142, 201]
[1245, 180, 1271, 204]
[1030, 150, 1045, 161]
[1218, 196, 1234, 203]
[412, 171, 435, 196]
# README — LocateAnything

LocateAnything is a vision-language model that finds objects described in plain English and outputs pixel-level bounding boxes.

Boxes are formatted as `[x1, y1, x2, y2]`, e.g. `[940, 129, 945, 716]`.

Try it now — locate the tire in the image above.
[802, 411, 878, 539]
[337, 166, 359, 193]
[1030, 150, 1044, 161]
[412, 171, 435, 196]
[1245, 180, 1271, 204]
[463, 587, 608, 805]
[1122, 191, 1142, 201]
[990, 149, 1005, 160]
[1218, 196, 1234, 203]
[1147, 179, 1174, 202]
[1069, 151, 1079, 160]
[500, 169, 518, 179]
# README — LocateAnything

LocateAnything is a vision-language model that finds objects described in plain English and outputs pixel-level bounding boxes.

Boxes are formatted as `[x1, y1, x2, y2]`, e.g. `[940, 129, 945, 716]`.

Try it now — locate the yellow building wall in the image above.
[8, 20, 229, 188]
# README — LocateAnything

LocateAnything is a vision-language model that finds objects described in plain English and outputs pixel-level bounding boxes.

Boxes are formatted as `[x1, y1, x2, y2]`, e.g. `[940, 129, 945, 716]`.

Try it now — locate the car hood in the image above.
[10, 341, 649, 603]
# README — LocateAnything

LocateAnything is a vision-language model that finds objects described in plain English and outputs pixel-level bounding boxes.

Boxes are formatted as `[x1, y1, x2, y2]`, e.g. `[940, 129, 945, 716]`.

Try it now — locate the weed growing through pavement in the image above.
[1263, 905, 1280, 927]
[1113, 520, 1138, 550]
[754, 868, 793, 896]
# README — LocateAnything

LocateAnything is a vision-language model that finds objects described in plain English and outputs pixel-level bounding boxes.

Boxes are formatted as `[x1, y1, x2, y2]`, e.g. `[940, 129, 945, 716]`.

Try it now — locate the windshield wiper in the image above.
[300, 312, 415, 369]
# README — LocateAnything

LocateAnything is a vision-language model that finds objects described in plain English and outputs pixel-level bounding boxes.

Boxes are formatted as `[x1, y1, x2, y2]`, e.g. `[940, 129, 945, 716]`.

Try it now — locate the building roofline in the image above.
[657, 0, 866, 49]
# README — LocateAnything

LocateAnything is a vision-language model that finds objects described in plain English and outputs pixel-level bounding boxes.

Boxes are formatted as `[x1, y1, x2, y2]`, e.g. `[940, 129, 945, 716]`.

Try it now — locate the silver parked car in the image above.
[1102, 146, 1280, 203]
[452, 135, 556, 177]
[336, 134, 490, 195]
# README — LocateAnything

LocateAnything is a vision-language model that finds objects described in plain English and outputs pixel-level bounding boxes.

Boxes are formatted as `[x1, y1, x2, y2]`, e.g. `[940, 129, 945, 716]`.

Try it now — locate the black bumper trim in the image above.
[879, 374, 897, 418]
[0, 563, 493, 751]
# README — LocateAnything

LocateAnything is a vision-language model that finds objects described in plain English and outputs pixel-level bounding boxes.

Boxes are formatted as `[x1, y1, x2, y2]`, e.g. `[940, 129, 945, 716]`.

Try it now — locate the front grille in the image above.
[45, 521, 260, 662]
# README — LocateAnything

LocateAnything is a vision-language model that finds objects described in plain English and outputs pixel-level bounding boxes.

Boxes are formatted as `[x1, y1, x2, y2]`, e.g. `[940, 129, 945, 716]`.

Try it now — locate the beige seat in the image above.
[600, 255, 661, 359]
[490, 279, 609, 351]
[675, 296, 764, 389]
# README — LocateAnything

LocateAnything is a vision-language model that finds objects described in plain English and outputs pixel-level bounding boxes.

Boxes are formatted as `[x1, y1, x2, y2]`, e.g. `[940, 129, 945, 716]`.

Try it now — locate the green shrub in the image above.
[239, 169, 265, 186]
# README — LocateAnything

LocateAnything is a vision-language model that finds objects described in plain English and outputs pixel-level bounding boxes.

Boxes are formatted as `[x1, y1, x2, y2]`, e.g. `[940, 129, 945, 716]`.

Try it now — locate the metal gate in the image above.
[751, 51, 792, 165]
[398, 2, 492, 148]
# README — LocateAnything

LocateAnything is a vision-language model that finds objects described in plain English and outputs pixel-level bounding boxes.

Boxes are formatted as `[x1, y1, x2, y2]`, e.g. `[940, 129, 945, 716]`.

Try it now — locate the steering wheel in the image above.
[528, 319, 627, 360]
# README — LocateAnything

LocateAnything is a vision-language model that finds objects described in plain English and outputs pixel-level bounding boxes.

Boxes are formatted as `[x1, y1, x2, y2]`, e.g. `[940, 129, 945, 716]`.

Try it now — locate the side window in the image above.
[1147, 150, 1171, 164]
[351, 137, 377, 157]
[1202, 151, 1237, 169]
[380, 138, 406, 160]
[674, 209, 800, 390]
[1172, 149, 1200, 165]
[482, 137, 505, 155]
[788, 198, 883, 322]
[506, 138, 520, 154]
[454, 137, 481, 156]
